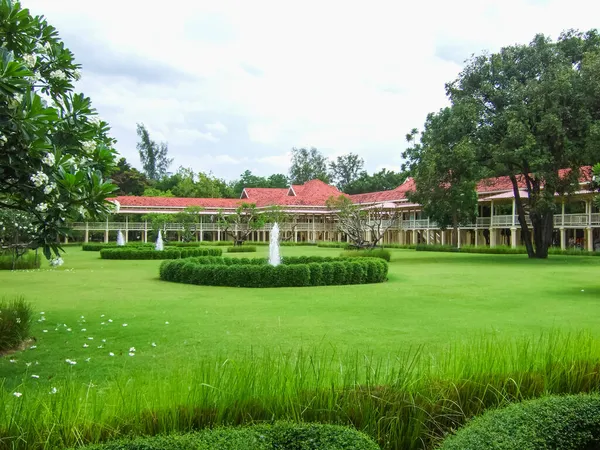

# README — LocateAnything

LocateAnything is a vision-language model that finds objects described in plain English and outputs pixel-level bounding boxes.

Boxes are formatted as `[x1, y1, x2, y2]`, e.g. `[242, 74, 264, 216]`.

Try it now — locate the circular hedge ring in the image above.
[100, 247, 222, 260]
[439, 394, 600, 450]
[159, 255, 388, 288]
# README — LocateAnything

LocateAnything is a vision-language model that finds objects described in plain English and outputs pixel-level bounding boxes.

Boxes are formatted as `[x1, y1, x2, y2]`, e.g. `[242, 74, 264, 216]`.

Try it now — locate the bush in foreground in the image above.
[160, 256, 388, 288]
[78, 422, 379, 450]
[100, 248, 222, 260]
[0, 251, 41, 270]
[439, 394, 600, 450]
[0, 297, 33, 352]
[340, 249, 391, 262]
[227, 246, 257, 253]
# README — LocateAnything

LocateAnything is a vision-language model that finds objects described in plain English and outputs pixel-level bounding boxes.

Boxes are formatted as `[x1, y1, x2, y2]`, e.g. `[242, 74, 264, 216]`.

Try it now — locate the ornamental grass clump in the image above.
[0, 297, 32, 352]
[0, 251, 40, 270]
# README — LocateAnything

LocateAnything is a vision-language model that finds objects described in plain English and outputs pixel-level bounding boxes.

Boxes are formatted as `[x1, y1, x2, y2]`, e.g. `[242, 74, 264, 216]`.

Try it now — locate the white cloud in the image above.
[23, 0, 600, 179]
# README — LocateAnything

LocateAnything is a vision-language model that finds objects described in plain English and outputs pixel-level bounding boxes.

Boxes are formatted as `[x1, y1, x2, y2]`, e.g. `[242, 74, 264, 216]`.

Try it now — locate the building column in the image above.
[457, 228, 462, 249]
[125, 216, 129, 243]
[560, 227, 566, 250]
[474, 230, 478, 247]
[510, 227, 517, 248]
[217, 230, 221, 241]
[295, 229, 298, 243]
[490, 229, 496, 248]
[84, 222, 89, 243]
[64, 236, 69, 244]
[143, 221, 148, 243]
[104, 218, 109, 243]
[587, 227, 593, 251]
[441, 230, 445, 245]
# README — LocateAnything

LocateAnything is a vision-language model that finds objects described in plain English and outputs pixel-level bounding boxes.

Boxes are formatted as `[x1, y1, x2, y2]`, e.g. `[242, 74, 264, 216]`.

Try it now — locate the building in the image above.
[73, 168, 600, 251]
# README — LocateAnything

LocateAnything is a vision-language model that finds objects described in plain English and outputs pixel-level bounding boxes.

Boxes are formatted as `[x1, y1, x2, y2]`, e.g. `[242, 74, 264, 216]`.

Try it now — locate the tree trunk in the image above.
[509, 175, 535, 258]
[531, 212, 553, 259]
[451, 214, 458, 247]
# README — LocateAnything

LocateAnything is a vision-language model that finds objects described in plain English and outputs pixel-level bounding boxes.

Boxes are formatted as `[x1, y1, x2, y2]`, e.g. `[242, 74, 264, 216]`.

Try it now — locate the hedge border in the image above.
[100, 247, 222, 260]
[78, 422, 380, 450]
[227, 246, 257, 253]
[439, 394, 600, 450]
[416, 244, 600, 256]
[160, 255, 388, 288]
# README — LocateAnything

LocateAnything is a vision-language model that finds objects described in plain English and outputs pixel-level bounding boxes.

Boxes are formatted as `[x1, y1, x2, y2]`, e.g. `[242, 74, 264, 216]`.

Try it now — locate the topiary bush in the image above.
[439, 394, 600, 450]
[160, 256, 388, 288]
[0, 297, 33, 352]
[77, 422, 379, 450]
[227, 246, 257, 253]
[100, 248, 222, 260]
[340, 248, 392, 262]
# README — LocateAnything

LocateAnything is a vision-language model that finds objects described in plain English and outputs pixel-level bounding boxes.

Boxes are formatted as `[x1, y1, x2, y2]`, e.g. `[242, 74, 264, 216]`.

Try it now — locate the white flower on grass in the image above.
[49, 257, 63, 267]
[87, 337, 93, 340]
[30, 345, 37, 349]
[65, 359, 76, 365]
[165, 321, 169, 325]
[30, 171, 49, 187]
[50, 387, 58, 394]
[122, 324, 127, 327]
[97, 345, 103, 349]
[22, 54, 37, 68]
[128, 352, 135, 357]
[81, 328, 86, 332]
[83, 344, 89, 348]
[31, 374, 39, 379]
[108, 319, 113, 323]
[41, 153, 55, 167]
[81, 140, 96, 153]
[85, 357, 91, 362]
[9, 359, 16, 363]
[35, 203, 48, 212]
[100, 322, 105, 325]
[25, 362, 32, 367]
[129, 347, 135, 352]
[101, 339, 106, 343]
[43, 183, 56, 195]
[66, 328, 71, 331]
[13, 392, 22, 398]
[109, 352, 114, 357]
[39, 312, 44, 315]
[42, 329, 48, 333]
[101, 314, 105, 318]
[49, 69, 67, 80]
[151, 342, 156, 347]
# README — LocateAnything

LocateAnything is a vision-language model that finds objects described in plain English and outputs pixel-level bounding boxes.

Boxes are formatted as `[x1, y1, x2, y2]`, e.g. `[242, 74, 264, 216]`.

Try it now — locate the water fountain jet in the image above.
[269, 223, 280, 266]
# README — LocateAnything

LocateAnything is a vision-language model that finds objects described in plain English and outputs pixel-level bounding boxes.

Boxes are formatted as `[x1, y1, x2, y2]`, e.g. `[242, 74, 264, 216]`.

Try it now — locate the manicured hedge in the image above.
[100, 248, 222, 260]
[82, 243, 154, 251]
[340, 249, 391, 262]
[78, 422, 379, 450]
[0, 297, 32, 352]
[317, 241, 350, 249]
[416, 244, 600, 256]
[227, 246, 257, 253]
[160, 256, 388, 288]
[439, 394, 600, 450]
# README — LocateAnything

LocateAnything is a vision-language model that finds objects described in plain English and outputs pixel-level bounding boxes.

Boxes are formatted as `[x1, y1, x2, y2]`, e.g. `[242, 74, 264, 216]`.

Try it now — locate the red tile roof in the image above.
[350, 178, 416, 204]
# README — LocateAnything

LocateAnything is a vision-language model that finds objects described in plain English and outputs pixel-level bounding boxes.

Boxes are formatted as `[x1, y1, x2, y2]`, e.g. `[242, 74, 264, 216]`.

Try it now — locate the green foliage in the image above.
[439, 394, 600, 450]
[230, 169, 289, 197]
[340, 248, 391, 262]
[0, 250, 40, 269]
[0, 296, 32, 352]
[289, 147, 330, 184]
[317, 241, 351, 249]
[344, 168, 408, 195]
[78, 422, 379, 450]
[0, 0, 118, 259]
[82, 243, 154, 251]
[416, 244, 600, 256]
[227, 246, 257, 253]
[100, 248, 222, 260]
[217, 203, 265, 243]
[160, 256, 388, 288]
[110, 158, 148, 196]
[136, 123, 172, 181]
[329, 153, 364, 192]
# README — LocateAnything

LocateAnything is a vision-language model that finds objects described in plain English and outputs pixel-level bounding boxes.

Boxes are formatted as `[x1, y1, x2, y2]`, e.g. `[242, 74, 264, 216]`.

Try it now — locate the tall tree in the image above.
[289, 147, 330, 184]
[0, 0, 117, 260]
[448, 29, 600, 258]
[217, 203, 265, 244]
[136, 123, 172, 181]
[344, 169, 408, 194]
[329, 153, 364, 192]
[110, 158, 148, 195]
[403, 106, 480, 247]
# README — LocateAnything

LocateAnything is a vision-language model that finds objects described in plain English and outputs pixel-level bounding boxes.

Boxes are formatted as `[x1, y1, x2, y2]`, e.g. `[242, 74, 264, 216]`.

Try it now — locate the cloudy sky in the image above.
[24, 0, 599, 181]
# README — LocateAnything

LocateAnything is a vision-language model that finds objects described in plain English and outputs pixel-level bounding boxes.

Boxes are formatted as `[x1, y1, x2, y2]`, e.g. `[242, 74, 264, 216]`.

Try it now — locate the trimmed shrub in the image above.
[227, 246, 257, 253]
[100, 248, 222, 260]
[439, 394, 600, 450]
[82, 243, 154, 251]
[160, 256, 388, 288]
[317, 241, 350, 249]
[0, 297, 33, 352]
[415, 244, 600, 256]
[78, 422, 379, 450]
[340, 248, 392, 262]
[0, 251, 41, 270]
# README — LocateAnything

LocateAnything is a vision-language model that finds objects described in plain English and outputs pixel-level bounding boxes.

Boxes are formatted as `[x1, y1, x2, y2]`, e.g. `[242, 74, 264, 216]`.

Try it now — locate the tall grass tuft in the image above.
[1, 333, 600, 449]
[0, 251, 40, 270]
[0, 297, 33, 352]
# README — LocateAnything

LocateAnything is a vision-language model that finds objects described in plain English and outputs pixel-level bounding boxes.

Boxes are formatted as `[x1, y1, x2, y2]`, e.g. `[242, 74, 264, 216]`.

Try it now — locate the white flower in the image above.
[57, 204, 66, 211]
[16, 318, 21, 324]
[89, 116, 102, 126]
[42, 329, 48, 333]
[41, 153, 55, 167]
[30, 345, 37, 349]
[9, 359, 16, 363]
[31, 374, 39, 379]
[13, 392, 22, 398]
[83, 344, 89, 348]
[49, 257, 63, 267]
[30, 171, 49, 187]
[81, 328, 86, 332]
[35, 203, 48, 212]
[22, 54, 37, 68]
[43, 183, 56, 195]
[122, 324, 127, 327]
[13, 93, 23, 104]
[100, 322, 105, 325]
[85, 357, 91, 362]
[87, 337, 93, 340]
[101, 339, 106, 343]
[151, 342, 156, 347]
[101, 314, 105, 317]
[80, 316, 84, 319]
[39, 312, 44, 315]
[49, 69, 67, 81]
[0, 134, 6, 145]
[107, 319, 113, 323]
[81, 140, 96, 153]
[72, 69, 82, 81]
[65, 359, 76, 365]
[129, 347, 136, 352]
[128, 352, 135, 357]
[25, 362, 32, 367]
[35, 42, 46, 53]
[165, 321, 169, 325]
[50, 387, 58, 394]
[109, 352, 114, 357]
[66, 328, 71, 331]
[97, 345, 103, 349]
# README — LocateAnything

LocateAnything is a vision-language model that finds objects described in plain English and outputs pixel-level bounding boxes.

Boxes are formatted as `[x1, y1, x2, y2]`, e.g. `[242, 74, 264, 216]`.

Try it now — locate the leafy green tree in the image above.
[110, 158, 147, 195]
[230, 170, 290, 197]
[262, 205, 296, 241]
[174, 206, 203, 242]
[217, 202, 265, 244]
[0, 0, 117, 259]
[141, 213, 175, 242]
[329, 153, 364, 191]
[403, 106, 480, 247]
[136, 123, 172, 181]
[344, 169, 408, 194]
[267, 173, 289, 188]
[448, 29, 600, 258]
[143, 187, 174, 197]
[289, 147, 330, 184]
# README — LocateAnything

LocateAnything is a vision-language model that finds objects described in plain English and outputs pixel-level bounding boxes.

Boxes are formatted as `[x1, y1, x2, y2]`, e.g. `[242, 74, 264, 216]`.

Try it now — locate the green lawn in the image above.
[2, 247, 600, 449]
[1, 247, 599, 385]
